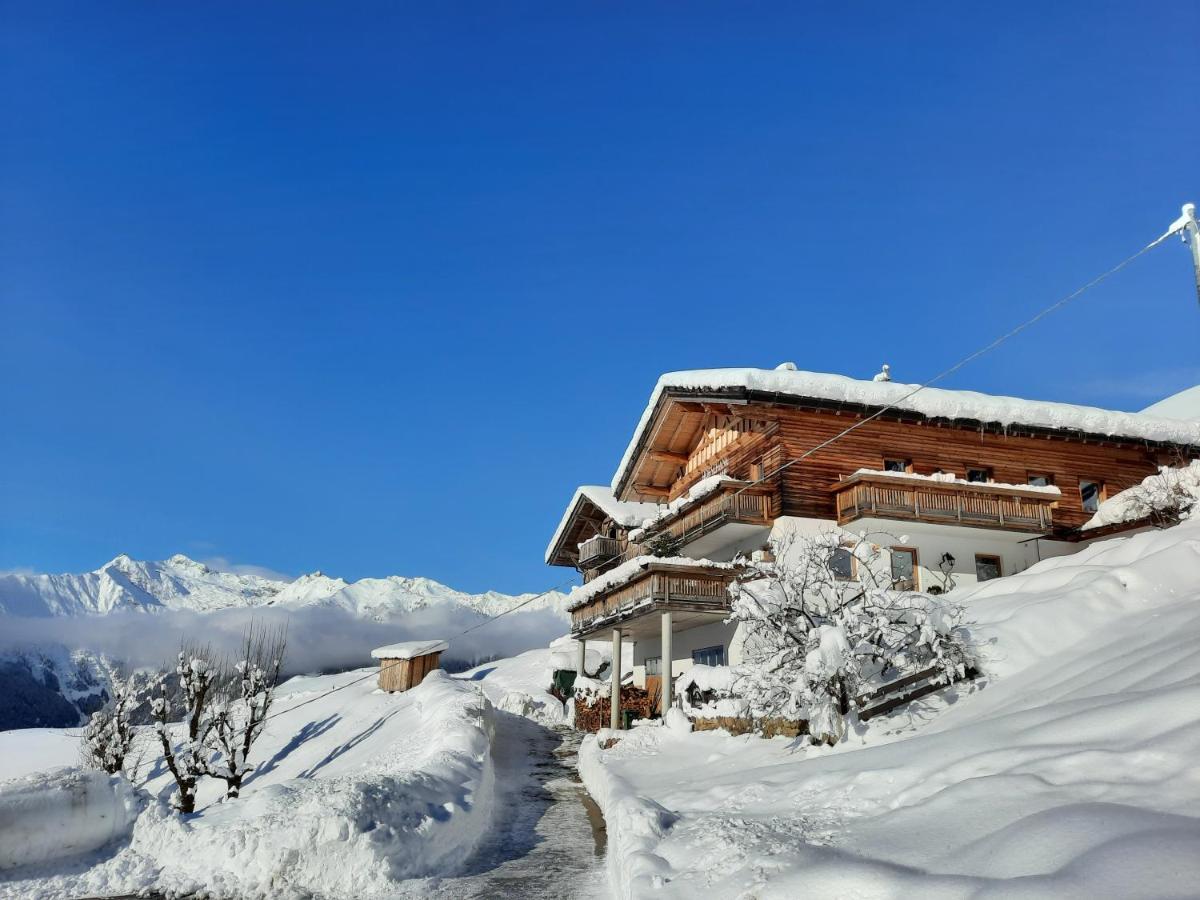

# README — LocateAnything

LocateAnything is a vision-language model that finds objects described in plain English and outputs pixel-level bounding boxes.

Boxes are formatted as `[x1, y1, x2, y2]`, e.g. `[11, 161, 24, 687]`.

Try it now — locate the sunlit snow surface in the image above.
[582, 517, 1200, 898]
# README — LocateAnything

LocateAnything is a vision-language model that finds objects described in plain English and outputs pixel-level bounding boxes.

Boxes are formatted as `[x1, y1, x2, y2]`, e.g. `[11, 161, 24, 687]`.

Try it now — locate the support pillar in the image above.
[661, 611, 673, 718]
[610, 628, 621, 730]
[576, 638, 587, 678]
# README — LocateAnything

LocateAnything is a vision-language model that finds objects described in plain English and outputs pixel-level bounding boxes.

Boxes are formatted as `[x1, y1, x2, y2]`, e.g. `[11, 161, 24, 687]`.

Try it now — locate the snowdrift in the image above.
[581, 517, 1200, 898]
[1, 670, 498, 899]
[0, 769, 139, 871]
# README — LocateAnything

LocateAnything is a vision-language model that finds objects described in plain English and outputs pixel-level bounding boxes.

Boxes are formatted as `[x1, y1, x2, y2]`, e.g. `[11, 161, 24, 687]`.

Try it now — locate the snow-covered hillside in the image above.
[582, 518, 1200, 898]
[0, 670, 498, 898]
[0, 553, 566, 619]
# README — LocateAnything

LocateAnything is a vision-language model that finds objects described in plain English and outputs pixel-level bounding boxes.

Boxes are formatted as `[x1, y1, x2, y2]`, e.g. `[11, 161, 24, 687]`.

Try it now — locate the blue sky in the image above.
[2, 4, 1198, 593]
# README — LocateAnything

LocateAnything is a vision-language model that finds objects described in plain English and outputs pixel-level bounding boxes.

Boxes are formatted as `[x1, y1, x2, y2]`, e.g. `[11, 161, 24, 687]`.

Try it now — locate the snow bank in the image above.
[132, 671, 494, 897]
[580, 517, 1200, 897]
[578, 730, 678, 899]
[0, 768, 140, 870]
[613, 367, 1200, 492]
[1083, 460, 1200, 529]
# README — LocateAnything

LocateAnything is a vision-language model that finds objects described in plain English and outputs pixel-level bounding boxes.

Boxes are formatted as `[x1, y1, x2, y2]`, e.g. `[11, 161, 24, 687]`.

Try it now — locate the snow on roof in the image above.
[565, 555, 735, 612]
[371, 639, 449, 660]
[1141, 385, 1200, 421]
[544, 485, 662, 565]
[613, 368, 1200, 493]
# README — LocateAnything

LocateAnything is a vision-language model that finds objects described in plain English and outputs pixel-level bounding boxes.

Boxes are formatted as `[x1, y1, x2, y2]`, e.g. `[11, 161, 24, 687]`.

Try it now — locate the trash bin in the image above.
[621, 708, 636, 730]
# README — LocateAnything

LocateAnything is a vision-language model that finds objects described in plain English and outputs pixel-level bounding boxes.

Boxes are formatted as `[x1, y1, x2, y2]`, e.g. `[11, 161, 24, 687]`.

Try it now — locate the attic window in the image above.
[1079, 479, 1105, 513]
[966, 467, 993, 483]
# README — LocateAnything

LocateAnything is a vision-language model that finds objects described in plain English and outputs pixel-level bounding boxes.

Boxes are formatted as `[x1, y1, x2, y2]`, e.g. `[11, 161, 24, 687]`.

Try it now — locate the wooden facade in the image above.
[378, 651, 442, 693]
[617, 394, 1192, 533]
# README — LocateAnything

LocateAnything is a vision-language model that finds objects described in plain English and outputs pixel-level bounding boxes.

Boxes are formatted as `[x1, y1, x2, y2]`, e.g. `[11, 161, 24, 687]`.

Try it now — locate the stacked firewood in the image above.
[574, 684, 652, 733]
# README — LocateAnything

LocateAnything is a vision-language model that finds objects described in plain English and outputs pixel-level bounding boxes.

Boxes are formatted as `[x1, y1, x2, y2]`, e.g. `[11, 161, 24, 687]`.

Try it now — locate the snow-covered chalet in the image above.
[545, 365, 1200, 719]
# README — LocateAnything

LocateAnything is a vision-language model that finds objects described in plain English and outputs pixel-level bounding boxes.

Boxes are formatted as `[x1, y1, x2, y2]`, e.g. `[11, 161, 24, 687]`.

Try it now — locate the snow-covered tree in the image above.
[204, 625, 286, 800]
[152, 644, 221, 814]
[81, 660, 138, 775]
[730, 529, 973, 745]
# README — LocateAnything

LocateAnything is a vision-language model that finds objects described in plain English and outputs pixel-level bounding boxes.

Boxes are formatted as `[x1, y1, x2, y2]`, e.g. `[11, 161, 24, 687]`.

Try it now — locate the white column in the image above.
[610, 628, 622, 730]
[661, 611, 673, 718]
[576, 639, 587, 677]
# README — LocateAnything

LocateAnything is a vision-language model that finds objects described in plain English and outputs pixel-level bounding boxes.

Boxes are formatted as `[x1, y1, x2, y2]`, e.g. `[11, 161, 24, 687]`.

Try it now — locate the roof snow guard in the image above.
[612, 368, 1200, 497]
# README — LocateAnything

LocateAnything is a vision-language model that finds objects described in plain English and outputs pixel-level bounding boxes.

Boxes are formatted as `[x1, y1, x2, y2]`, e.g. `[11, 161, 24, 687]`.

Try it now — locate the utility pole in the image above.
[1166, 203, 1200, 305]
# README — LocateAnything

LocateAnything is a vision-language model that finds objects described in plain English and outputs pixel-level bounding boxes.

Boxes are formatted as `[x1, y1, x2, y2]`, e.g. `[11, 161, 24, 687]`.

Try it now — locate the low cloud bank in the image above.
[0, 604, 570, 676]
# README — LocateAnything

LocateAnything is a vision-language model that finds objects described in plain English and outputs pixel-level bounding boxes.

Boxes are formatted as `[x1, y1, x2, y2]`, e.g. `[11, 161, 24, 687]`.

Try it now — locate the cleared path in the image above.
[392, 713, 609, 900]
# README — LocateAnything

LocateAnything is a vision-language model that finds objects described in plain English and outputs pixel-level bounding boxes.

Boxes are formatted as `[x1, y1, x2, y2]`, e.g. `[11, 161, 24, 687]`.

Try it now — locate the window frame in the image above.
[974, 553, 1003, 582]
[691, 645, 726, 667]
[1026, 472, 1055, 488]
[644, 656, 662, 676]
[829, 546, 858, 581]
[882, 457, 913, 474]
[1078, 478, 1106, 513]
[965, 466, 994, 484]
[889, 546, 920, 591]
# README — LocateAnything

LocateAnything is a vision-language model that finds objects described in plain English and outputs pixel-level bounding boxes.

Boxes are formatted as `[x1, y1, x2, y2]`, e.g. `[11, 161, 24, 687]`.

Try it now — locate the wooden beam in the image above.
[648, 449, 689, 465]
[633, 483, 670, 499]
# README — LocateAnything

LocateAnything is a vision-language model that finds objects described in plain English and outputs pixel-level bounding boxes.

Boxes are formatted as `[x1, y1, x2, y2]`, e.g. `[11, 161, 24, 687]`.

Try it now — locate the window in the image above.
[644, 656, 661, 676]
[890, 547, 919, 591]
[966, 467, 993, 483]
[1027, 473, 1054, 487]
[748, 461, 764, 482]
[975, 554, 1002, 582]
[1079, 479, 1104, 513]
[883, 458, 912, 473]
[829, 547, 856, 581]
[692, 645, 725, 667]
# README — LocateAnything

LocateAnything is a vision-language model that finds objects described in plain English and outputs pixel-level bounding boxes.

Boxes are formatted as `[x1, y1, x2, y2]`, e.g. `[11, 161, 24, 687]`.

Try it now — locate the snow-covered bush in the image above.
[730, 530, 973, 744]
[81, 661, 139, 776]
[204, 625, 285, 800]
[1085, 460, 1200, 530]
[151, 645, 221, 814]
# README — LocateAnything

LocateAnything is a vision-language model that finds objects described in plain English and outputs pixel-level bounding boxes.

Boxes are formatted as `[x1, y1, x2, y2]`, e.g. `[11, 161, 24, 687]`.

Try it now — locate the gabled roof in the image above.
[612, 367, 1200, 497]
[544, 486, 661, 566]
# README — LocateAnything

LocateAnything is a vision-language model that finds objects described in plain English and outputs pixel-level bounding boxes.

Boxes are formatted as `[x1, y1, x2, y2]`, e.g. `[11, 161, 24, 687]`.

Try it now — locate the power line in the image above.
[731, 226, 1180, 496]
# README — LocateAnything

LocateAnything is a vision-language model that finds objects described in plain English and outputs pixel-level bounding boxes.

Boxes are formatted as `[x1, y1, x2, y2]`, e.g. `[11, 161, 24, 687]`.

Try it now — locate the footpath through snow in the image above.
[581, 518, 1200, 899]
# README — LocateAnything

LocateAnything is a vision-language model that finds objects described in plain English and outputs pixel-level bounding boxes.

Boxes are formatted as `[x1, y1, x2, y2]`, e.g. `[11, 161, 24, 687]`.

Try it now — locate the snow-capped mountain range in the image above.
[0, 553, 567, 620]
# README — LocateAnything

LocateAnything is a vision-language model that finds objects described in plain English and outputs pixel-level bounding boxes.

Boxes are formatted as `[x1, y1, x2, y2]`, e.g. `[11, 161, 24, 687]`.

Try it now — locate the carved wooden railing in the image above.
[577, 534, 623, 568]
[570, 564, 737, 632]
[639, 480, 776, 548]
[833, 473, 1056, 533]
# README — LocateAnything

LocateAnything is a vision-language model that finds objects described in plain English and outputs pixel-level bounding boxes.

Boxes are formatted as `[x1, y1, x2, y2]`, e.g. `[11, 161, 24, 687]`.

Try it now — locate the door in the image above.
[890, 547, 918, 591]
[644, 656, 662, 714]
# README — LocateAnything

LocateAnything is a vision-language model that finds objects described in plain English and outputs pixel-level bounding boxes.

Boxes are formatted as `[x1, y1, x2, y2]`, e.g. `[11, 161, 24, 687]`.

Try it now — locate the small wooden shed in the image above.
[372, 639, 448, 693]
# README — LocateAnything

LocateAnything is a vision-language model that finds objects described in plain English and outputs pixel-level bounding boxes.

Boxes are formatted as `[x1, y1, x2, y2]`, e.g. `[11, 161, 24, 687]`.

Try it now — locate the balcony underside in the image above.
[572, 599, 729, 640]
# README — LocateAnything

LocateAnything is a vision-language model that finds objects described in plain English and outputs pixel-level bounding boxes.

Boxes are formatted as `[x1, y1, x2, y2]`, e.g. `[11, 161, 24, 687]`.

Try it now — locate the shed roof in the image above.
[371, 639, 449, 660]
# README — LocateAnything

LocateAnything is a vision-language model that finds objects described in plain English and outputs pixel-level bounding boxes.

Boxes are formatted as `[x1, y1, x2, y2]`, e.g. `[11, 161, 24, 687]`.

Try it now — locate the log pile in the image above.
[574, 684, 652, 733]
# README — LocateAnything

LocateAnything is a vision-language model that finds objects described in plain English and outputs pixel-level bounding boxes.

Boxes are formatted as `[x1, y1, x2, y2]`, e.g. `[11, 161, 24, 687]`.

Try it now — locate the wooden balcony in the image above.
[833, 472, 1056, 533]
[638, 480, 776, 549]
[569, 562, 738, 637]
[577, 534, 623, 569]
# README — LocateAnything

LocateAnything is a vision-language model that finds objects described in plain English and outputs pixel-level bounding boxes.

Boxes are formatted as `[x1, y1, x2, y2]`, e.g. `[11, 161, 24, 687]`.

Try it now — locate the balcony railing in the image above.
[638, 480, 776, 547]
[570, 563, 738, 634]
[833, 472, 1056, 533]
[577, 534, 623, 569]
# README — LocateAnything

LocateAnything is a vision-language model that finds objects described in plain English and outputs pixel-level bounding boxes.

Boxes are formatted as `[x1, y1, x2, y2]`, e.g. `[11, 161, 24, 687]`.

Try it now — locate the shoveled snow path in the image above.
[390, 713, 609, 899]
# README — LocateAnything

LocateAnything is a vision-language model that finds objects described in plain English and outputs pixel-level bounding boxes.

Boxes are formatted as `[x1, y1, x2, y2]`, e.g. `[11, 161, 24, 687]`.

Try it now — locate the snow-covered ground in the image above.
[581, 518, 1200, 898]
[0, 669, 498, 898]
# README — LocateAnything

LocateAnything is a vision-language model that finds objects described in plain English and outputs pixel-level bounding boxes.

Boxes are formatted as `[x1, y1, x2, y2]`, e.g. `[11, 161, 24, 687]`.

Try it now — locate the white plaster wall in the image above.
[766, 516, 1088, 594]
[629, 618, 742, 687]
